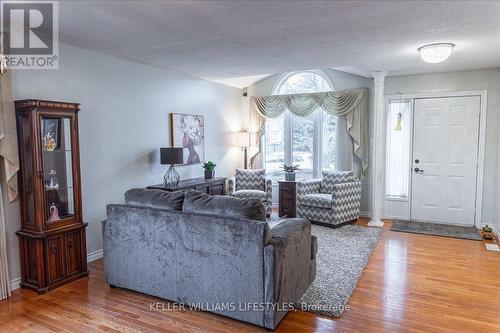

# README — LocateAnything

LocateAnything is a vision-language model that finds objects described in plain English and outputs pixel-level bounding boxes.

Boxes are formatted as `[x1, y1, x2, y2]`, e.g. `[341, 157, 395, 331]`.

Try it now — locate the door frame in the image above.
[384, 90, 487, 228]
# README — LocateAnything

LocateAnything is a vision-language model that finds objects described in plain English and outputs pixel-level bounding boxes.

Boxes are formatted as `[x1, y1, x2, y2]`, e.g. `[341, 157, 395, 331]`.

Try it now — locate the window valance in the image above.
[250, 88, 369, 176]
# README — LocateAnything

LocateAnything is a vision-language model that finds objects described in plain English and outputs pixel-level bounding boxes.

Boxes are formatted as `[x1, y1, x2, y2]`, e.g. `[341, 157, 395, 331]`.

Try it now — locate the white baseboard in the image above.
[361, 211, 407, 220]
[87, 249, 103, 263]
[383, 215, 406, 220]
[9, 277, 21, 291]
[359, 211, 372, 218]
[8, 249, 104, 292]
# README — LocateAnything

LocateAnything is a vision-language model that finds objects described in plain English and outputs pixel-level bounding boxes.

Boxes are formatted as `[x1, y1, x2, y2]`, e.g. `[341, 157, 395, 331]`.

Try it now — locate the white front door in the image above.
[411, 96, 481, 225]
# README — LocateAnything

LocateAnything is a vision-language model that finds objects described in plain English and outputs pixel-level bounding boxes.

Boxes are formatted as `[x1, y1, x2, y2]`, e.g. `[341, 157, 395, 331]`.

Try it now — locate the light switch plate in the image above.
[485, 243, 500, 252]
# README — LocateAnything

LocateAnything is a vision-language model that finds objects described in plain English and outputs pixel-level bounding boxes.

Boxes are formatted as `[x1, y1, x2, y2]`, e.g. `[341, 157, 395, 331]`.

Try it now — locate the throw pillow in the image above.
[183, 190, 266, 221]
[124, 188, 185, 211]
[235, 168, 266, 191]
[320, 170, 355, 193]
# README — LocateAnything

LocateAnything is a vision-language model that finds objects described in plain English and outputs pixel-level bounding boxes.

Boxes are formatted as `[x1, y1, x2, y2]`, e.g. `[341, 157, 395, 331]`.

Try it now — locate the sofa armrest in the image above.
[296, 179, 321, 204]
[228, 176, 236, 196]
[263, 218, 313, 329]
[265, 178, 273, 202]
[331, 180, 362, 198]
[331, 180, 362, 212]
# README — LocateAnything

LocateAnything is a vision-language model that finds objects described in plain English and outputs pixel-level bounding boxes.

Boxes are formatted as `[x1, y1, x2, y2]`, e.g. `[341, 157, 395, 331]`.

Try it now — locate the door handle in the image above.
[414, 167, 424, 174]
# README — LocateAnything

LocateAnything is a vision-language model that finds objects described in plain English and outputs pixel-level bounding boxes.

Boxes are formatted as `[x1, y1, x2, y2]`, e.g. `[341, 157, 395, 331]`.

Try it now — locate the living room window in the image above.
[264, 114, 285, 180]
[264, 70, 334, 180]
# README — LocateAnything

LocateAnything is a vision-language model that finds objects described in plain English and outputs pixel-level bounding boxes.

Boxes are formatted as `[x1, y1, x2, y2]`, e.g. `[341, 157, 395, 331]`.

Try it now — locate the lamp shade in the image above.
[160, 147, 183, 165]
[234, 131, 251, 148]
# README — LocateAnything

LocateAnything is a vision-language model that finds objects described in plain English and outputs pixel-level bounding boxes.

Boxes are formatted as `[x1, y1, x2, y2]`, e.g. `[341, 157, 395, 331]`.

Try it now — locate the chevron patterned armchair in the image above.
[296, 171, 362, 227]
[228, 169, 273, 217]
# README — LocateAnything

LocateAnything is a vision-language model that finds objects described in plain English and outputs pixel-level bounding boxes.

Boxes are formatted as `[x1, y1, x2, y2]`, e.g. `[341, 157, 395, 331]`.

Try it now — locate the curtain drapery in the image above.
[249, 101, 266, 169]
[0, 33, 19, 202]
[250, 88, 369, 176]
[0, 70, 19, 202]
[335, 117, 354, 172]
[0, 59, 19, 299]
[0, 182, 10, 300]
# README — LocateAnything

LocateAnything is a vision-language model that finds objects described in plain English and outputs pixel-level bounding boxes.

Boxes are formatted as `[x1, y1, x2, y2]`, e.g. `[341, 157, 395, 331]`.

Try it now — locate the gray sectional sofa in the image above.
[102, 189, 317, 330]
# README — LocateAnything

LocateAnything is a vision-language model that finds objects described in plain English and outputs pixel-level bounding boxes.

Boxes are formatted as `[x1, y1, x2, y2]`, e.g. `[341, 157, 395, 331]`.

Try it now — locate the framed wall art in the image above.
[170, 113, 204, 165]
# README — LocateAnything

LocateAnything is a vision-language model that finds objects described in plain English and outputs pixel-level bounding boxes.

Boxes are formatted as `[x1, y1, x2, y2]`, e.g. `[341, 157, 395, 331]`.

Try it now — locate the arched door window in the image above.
[264, 71, 335, 180]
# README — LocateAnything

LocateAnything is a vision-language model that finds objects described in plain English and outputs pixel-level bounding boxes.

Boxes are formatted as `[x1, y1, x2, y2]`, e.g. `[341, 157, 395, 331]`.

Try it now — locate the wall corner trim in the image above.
[9, 277, 21, 291]
[87, 249, 104, 263]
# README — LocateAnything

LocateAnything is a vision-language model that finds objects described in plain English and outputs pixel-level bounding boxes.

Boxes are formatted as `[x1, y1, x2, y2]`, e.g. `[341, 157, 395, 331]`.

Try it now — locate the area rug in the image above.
[391, 219, 481, 240]
[295, 224, 382, 318]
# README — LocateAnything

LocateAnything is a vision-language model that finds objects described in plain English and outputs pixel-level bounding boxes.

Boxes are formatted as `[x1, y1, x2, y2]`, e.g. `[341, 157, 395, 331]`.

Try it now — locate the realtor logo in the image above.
[1, 1, 58, 69]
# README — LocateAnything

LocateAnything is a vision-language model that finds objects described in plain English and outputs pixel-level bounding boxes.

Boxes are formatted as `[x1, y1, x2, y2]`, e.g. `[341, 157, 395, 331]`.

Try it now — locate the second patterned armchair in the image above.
[296, 171, 362, 227]
[228, 169, 273, 217]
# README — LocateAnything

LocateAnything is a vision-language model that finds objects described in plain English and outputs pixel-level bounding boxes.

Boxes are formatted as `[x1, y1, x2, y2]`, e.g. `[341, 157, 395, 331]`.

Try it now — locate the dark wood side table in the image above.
[147, 177, 227, 195]
[278, 180, 297, 218]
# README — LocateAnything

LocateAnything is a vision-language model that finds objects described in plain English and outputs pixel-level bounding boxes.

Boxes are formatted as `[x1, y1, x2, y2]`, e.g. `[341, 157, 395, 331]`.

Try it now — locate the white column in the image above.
[368, 71, 387, 227]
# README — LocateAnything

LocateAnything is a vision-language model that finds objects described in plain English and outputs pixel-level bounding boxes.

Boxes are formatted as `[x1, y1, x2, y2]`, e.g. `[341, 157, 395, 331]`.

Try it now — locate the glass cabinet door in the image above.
[40, 117, 74, 223]
[19, 115, 36, 226]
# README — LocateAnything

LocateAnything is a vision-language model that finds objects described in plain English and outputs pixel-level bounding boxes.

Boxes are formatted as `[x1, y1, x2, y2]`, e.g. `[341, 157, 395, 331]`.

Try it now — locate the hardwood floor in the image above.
[1, 218, 500, 332]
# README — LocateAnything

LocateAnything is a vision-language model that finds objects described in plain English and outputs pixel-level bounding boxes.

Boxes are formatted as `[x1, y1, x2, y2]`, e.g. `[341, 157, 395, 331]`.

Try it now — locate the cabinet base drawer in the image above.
[17, 224, 88, 294]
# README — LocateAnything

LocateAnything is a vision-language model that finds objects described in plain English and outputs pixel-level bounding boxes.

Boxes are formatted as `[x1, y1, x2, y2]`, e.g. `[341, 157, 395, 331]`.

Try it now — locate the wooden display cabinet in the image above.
[15, 99, 88, 294]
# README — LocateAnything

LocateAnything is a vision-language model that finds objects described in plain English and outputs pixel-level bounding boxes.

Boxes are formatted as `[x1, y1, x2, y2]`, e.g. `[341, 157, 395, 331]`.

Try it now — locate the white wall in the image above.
[5, 43, 244, 284]
[384, 69, 500, 227]
[246, 69, 373, 213]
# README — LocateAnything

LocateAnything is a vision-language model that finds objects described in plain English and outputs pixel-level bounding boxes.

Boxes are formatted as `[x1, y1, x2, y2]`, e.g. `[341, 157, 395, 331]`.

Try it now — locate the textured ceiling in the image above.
[55, 0, 500, 87]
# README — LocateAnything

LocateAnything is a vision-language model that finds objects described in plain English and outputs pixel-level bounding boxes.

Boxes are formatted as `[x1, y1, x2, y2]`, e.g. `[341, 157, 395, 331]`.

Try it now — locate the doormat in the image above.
[391, 220, 481, 241]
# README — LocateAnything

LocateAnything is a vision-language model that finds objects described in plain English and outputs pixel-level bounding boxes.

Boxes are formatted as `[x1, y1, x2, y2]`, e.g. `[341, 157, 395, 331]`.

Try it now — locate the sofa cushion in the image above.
[320, 170, 354, 193]
[183, 190, 267, 221]
[235, 168, 266, 191]
[233, 189, 266, 201]
[300, 193, 333, 209]
[124, 188, 184, 211]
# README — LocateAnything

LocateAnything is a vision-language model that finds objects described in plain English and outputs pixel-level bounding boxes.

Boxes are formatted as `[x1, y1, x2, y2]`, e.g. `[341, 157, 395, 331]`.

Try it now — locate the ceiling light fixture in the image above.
[418, 43, 455, 63]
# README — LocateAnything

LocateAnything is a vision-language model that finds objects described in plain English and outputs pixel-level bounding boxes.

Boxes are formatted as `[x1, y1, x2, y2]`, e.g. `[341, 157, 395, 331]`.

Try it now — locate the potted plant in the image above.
[482, 225, 494, 240]
[281, 163, 300, 181]
[202, 161, 216, 180]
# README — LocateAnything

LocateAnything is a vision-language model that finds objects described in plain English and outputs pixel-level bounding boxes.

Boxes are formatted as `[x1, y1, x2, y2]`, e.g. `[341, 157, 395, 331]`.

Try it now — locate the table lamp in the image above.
[161, 147, 183, 186]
